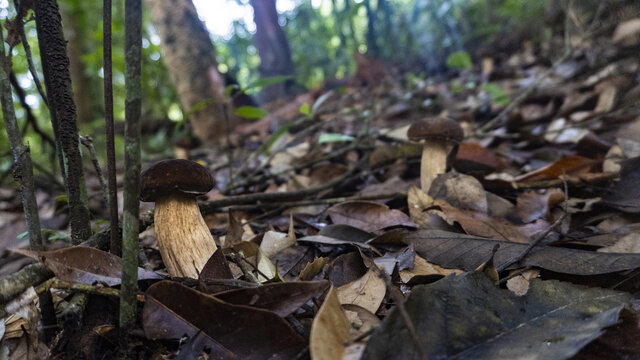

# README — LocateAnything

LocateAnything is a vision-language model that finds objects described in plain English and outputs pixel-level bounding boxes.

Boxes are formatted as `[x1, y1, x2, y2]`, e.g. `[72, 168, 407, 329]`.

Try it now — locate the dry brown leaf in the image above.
[430, 172, 488, 213]
[597, 232, 640, 254]
[336, 268, 386, 314]
[260, 230, 295, 258]
[438, 203, 531, 243]
[506, 269, 540, 296]
[515, 156, 596, 182]
[454, 142, 505, 172]
[328, 200, 415, 232]
[298, 257, 329, 281]
[399, 254, 462, 284]
[310, 286, 351, 360]
[612, 18, 640, 47]
[516, 188, 565, 223]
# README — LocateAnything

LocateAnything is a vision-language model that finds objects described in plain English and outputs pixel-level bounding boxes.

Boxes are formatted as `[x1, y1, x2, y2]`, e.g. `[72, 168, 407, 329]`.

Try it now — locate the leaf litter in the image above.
[2, 10, 640, 360]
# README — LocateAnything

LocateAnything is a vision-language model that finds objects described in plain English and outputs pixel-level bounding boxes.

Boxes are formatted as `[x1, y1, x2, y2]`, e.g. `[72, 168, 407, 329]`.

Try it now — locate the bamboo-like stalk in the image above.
[120, 0, 142, 344]
[103, 0, 120, 256]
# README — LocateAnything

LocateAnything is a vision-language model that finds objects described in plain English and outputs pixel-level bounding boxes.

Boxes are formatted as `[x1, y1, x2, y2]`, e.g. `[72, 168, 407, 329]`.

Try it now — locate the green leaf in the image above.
[17, 231, 28, 239]
[318, 133, 355, 144]
[234, 106, 268, 119]
[299, 103, 310, 115]
[245, 76, 292, 92]
[482, 83, 510, 106]
[56, 195, 68, 203]
[446, 51, 472, 70]
[225, 84, 240, 98]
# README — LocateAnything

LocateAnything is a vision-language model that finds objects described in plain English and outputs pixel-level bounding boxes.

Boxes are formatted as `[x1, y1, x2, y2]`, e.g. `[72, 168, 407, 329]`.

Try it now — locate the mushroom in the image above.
[141, 159, 217, 278]
[407, 117, 464, 193]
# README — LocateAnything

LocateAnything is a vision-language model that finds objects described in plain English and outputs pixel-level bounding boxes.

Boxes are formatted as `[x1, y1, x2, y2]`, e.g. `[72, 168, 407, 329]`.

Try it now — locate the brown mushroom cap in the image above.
[407, 117, 464, 143]
[140, 159, 214, 202]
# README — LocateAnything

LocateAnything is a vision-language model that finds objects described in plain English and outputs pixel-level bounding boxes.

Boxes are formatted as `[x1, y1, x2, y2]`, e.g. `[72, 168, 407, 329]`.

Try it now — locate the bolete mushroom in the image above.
[141, 159, 217, 278]
[407, 117, 464, 193]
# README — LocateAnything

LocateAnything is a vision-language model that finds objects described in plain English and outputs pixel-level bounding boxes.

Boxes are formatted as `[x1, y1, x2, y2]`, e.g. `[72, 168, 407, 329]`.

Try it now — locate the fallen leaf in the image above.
[612, 18, 640, 47]
[213, 280, 329, 317]
[429, 172, 488, 213]
[516, 188, 565, 223]
[327, 252, 367, 287]
[362, 272, 629, 360]
[328, 200, 416, 232]
[515, 156, 596, 182]
[13, 247, 162, 286]
[399, 254, 462, 284]
[506, 268, 540, 296]
[454, 143, 505, 172]
[373, 245, 415, 275]
[298, 257, 329, 281]
[404, 229, 640, 275]
[143, 281, 305, 359]
[336, 268, 386, 314]
[310, 286, 351, 360]
[260, 230, 295, 258]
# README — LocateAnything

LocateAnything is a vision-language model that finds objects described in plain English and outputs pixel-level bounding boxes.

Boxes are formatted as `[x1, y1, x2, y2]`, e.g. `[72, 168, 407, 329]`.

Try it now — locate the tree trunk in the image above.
[145, 0, 229, 144]
[250, 0, 299, 103]
[364, 0, 379, 56]
[34, 0, 92, 244]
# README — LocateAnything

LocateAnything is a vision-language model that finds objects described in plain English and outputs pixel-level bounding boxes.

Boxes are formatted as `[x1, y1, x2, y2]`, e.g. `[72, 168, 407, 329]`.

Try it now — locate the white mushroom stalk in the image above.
[140, 159, 218, 279]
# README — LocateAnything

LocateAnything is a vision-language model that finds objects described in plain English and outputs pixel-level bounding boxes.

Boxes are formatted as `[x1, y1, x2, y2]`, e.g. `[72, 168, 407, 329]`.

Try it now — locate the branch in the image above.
[0, 21, 43, 251]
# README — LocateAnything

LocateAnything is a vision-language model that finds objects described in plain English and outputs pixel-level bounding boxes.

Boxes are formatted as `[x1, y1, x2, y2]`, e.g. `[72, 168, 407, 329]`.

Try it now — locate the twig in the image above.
[14, 0, 49, 106]
[220, 191, 406, 213]
[79, 135, 109, 204]
[223, 103, 235, 188]
[228, 253, 260, 284]
[9, 72, 55, 148]
[0, 24, 43, 251]
[35, 278, 146, 303]
[103, 0, 120, 257]
[176, 277, 260, 289]
[496, 173, 570, 273]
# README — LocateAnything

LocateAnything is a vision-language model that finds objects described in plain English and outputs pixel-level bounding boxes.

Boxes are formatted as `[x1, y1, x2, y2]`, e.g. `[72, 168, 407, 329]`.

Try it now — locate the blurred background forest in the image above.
[0, 0, 631, 180]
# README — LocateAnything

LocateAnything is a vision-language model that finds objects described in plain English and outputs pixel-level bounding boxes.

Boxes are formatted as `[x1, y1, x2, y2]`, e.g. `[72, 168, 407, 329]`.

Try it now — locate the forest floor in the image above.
[1, 16, 640, 360]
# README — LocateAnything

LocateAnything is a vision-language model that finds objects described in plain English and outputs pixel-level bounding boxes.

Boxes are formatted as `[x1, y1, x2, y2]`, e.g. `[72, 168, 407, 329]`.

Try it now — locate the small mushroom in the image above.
[407, 117, 464, 193]
[141, 159, 217, 278]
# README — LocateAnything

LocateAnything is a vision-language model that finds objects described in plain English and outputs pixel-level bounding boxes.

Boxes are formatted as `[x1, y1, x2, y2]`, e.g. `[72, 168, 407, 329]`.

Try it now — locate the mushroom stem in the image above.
[154, 194, 218, 278]
[420, 140, 447, 193]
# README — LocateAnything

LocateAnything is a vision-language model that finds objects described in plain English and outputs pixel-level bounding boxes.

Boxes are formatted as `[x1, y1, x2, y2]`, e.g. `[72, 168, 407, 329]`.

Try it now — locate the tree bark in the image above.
[145, 0, 229, 144]
[34, 0, 92, 244]
[250, 0, 299, 103]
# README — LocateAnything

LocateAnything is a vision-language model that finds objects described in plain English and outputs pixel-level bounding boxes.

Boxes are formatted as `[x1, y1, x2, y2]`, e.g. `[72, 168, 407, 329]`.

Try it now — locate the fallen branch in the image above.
[0, 263, 53, 306]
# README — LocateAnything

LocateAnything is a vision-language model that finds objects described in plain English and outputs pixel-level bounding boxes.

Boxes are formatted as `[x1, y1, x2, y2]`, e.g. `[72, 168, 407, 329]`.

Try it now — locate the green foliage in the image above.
[318, 133, 355, 144]
[299, 103, 310, 116]
[234, 106, 268, 119]
[482, 83, 510, 106]
[446, 51, 472, 69]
